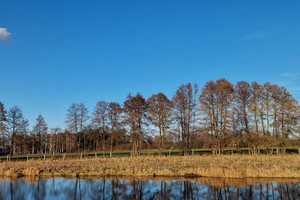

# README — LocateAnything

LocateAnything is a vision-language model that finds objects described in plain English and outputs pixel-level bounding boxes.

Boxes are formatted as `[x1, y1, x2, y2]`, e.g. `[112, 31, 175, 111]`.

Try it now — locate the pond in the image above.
[0, 177, 299, 200]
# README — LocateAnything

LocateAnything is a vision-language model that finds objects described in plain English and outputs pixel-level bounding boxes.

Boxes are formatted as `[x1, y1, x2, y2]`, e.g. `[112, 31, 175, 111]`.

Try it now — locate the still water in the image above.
[0, 177, 299, 200]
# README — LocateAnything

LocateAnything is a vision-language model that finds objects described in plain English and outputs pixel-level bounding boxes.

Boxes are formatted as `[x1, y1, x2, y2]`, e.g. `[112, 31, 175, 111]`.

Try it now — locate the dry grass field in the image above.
[0, 155, 299, 178]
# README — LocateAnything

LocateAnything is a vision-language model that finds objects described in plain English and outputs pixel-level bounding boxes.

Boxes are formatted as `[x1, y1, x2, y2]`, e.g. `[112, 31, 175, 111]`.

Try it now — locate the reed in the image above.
[0, 155, 299, 178]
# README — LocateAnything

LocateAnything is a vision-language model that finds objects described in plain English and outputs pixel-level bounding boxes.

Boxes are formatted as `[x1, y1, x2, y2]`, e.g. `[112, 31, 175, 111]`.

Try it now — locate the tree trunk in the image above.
[159, 126, 162, 155]
[110, 138, 113, 157]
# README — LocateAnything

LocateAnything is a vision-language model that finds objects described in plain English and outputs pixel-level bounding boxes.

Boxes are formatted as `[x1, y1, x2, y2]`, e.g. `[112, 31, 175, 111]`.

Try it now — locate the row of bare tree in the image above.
[0, 79, 299, 156]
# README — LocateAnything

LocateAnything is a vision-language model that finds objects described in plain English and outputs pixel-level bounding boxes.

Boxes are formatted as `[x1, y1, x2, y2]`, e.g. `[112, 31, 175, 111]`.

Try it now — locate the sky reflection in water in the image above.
[0, 177, 299, 200]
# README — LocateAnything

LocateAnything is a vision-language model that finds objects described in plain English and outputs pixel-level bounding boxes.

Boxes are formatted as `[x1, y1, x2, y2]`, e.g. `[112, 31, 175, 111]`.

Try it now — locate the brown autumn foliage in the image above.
[123, 93, 148, 156]
[147, 93, 173, 154]
[0, 78, 299, 157]
[172, 83, 198, 155]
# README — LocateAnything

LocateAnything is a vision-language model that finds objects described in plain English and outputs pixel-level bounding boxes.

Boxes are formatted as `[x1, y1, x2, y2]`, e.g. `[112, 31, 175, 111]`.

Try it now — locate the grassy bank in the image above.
[0, 147, 299, 161]
[0, 155, 299, 178]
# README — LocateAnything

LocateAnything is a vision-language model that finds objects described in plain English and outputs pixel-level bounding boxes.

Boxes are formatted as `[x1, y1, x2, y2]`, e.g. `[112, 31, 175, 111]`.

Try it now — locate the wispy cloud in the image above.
[280, 73, 299, 86]
[279, 72, 300, 98]
[281, 72, 299, 78]
[0, 27, 11, 42]
[243, 31, 271, 39]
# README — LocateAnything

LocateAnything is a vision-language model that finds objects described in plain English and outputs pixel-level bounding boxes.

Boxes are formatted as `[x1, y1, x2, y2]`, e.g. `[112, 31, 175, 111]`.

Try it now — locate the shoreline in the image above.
[0, 155, 299, 179]
[1, 175, 300, 189]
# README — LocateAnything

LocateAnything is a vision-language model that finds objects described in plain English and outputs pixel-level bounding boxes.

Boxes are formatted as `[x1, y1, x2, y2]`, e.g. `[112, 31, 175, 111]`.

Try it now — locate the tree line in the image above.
[0, 78, 299, 157]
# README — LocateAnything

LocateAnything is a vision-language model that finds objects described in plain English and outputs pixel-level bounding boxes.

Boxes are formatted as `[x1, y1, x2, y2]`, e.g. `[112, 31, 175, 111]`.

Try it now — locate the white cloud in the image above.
[278, 72, 300, 97]
[243, 31, 271, 39]
[281, 72, 299, 78]
[0, 27, 11, 42]
[280, 72, 299, 85]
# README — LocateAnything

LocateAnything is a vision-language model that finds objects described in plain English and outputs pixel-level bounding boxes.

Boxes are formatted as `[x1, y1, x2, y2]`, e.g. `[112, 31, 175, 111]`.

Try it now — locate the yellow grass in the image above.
[0, 155, 299, 178]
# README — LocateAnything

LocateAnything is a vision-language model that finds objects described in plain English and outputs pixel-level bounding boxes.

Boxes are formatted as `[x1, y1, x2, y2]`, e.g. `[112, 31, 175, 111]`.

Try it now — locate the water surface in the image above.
[0, 177, 299, 200]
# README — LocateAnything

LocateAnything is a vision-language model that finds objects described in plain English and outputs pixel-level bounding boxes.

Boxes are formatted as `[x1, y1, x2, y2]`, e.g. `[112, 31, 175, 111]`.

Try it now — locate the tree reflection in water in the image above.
[0, 177, 299, 200]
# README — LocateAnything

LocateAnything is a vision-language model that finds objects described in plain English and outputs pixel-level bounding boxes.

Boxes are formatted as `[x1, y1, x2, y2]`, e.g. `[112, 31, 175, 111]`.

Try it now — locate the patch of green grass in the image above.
[0, 147, 299, 160]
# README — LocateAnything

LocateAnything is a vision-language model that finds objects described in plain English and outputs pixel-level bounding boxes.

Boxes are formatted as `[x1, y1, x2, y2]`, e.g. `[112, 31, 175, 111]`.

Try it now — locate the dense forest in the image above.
[0, 78, 299, 157]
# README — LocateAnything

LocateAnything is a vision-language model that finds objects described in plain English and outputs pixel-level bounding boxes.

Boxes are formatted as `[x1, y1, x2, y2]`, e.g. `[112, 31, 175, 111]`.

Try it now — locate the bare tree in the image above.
[92, 101, 109, 156]
[0, 79, 298, 156]
[0, 102, 8, 152]
[123, 93, 148, 156]
[249, 82, 261, 137]
[199, 80, 218, 137]
[66, 104, 80, 134]
[107, 102, 123, 157]
[7, 106, 28, 158]
[271, 85, 299, 151]
[147, 93, 173, 154]
[234, 81, 251, 135]
[199, 79, 234, 154]
[50, 127, 62, 155]
[33, 115, 48, 153]
[263, 82, 273, 134]
[78, 103, 89, 133]
[65, 103, 88, 152]
[173, 83, 198, 156]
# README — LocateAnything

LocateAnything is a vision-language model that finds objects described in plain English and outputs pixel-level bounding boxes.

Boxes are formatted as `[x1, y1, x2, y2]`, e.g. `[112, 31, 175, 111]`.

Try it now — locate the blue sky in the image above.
[1, 1, 300, 129]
